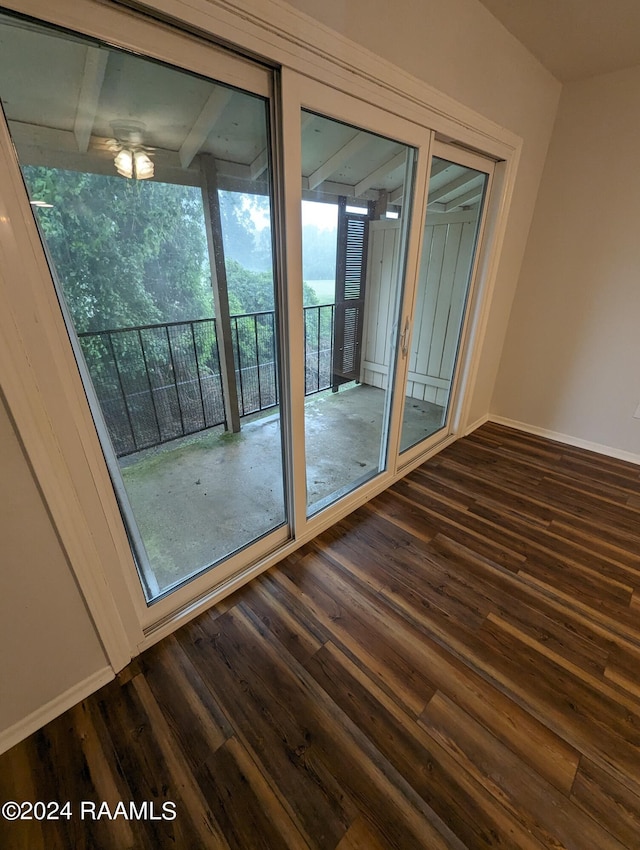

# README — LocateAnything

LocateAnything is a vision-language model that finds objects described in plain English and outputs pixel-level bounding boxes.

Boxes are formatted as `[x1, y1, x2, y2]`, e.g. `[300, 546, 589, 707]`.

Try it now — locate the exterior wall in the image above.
[492, 65, 640, 458]
[361, 221, 401, 391]
[408, 214, 478, 406]
[0, 394, 108, 744]
[284, 0, 562, 427]
[362, 214, 478, 408]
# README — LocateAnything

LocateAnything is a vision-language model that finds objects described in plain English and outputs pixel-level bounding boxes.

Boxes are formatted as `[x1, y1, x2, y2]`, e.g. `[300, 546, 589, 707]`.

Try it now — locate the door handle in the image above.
[400, 317, 410, 358]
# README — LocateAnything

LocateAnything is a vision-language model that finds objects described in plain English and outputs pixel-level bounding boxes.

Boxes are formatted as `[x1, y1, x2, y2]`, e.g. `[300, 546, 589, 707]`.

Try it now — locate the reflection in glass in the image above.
[0, 11, 285, 600]
[400, 156, 488, 453]
[300, 110, 415, 515]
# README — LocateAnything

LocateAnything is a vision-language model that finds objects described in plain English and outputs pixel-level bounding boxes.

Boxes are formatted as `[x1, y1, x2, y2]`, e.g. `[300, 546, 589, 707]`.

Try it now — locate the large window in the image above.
[0, 10, 287, 601]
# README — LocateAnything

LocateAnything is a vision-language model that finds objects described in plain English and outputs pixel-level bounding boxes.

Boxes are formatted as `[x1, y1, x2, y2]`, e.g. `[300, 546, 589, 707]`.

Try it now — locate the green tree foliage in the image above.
[225, 258, 319, 313]
[22, 167, 338, 440]
[23, 166, 214, 332]
[226, 259, 274, 314]
[218, 191, 325, 310]
[219, 190, 272, 274]
[24, 167, 322, 330]
[19, 164, 342, 452]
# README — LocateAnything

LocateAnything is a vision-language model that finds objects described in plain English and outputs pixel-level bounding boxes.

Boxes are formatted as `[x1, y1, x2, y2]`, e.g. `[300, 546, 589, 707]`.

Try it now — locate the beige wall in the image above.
[0, 393, 108, 736]
[285, 0, 562, 426]
[493, 65, 640, 455]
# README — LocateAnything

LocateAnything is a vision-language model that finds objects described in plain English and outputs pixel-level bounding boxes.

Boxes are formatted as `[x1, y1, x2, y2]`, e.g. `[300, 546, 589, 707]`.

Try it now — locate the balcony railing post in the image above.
[200, 154, 241, 433]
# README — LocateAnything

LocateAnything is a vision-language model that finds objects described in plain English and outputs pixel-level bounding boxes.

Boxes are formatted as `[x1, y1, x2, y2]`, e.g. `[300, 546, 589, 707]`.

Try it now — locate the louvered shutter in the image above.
[331, 198, 371, 390]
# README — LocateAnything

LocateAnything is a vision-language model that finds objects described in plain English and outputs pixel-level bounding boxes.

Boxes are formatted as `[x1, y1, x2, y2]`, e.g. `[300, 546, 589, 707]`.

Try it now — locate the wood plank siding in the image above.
[362, 213, 479, 406]
[1, 422, 640, 849]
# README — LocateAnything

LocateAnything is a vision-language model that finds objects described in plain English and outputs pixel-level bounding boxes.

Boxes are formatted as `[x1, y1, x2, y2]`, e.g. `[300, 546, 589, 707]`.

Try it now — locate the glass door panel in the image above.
[300, 110, 416, 515]
[0, 10, 286, 601]
[400, 155, 488, 453]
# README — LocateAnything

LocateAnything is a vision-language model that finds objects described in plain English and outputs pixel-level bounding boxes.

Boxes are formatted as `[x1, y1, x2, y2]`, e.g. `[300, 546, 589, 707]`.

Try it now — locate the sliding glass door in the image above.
[299, 109, 419, 515]
[399, 146, 491, 456]
[0, 10, 288, 602]
[0, 4, 498, 627]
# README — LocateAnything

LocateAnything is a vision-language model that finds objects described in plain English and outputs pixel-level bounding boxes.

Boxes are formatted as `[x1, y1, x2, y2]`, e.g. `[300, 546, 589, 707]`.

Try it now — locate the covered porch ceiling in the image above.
[0, 11, 484, 213]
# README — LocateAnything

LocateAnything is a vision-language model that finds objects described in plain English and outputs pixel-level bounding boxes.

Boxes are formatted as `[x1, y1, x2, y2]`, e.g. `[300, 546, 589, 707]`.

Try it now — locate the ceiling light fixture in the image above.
[107, 121, 155, 181]
[113, 148, 154, 180]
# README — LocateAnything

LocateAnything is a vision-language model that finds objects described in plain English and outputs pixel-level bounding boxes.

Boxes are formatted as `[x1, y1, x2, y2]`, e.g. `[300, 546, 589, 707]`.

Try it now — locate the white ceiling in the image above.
[476, 0, 640, 82]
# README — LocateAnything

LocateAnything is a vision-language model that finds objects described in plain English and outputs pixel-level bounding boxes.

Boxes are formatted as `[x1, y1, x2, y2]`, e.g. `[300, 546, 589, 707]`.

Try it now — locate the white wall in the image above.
[492, 65, 640, 457]
[285, 0, 562, 426]
[0, 393, 108, 741]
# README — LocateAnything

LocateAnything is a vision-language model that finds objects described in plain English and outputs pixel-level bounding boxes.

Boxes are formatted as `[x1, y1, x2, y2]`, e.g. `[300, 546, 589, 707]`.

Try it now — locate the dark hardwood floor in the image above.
[2, 422, 640, 849]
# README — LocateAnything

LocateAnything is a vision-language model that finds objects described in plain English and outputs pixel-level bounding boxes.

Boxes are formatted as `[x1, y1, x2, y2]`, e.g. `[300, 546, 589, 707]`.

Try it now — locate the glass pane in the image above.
[0, 11, 286, 601]
[301, 110, 415, 515]
[400, 156, 488, 452]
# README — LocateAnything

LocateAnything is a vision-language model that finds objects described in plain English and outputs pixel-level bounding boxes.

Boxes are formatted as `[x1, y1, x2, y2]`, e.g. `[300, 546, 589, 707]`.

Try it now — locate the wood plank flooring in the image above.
[2, 422, 640, 848]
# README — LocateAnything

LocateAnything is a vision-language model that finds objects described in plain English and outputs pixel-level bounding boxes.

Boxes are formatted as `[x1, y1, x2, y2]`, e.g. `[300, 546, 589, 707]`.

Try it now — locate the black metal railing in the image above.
[304, 303, 335, 395]
[79, 304, 335, 458]
[231, 310, 278, 417]
[79, 317, 225, 457]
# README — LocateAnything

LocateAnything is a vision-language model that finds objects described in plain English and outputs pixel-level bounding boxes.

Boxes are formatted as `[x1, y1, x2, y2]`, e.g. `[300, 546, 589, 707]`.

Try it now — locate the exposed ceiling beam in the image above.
[12, 121, 84, 157]
[249, 117, 310, 180]
[249, 149, 268, 181]
[444, 187, 483, 212]
[251, 118, 310, 182]
[250, 113, 315, 181]
[179, 87, 234, 169]
[389, 185, 404, 205]
[302, 176, 378, 203]
[429, 159, 450, 180]
[307, 132, 370, 191]
[73, 47, 108, 153]
[388, 159, 450, 206]
[13, 122, 271, 193]
[428, 172, 479, 205]
[354, 151, 406, 198]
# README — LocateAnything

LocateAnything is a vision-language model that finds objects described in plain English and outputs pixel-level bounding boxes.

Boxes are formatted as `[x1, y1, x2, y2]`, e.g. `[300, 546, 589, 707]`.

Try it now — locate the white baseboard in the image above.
[464, 412, 490, 436]
[0, 666, 114, 756]
[489, 415, 640, 467]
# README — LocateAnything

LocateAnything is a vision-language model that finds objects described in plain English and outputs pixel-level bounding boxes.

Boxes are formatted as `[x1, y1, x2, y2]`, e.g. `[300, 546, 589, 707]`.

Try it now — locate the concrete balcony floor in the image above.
[120, 383, 445, 596]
